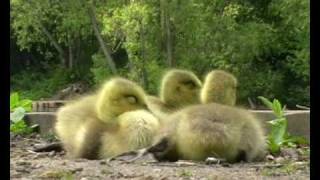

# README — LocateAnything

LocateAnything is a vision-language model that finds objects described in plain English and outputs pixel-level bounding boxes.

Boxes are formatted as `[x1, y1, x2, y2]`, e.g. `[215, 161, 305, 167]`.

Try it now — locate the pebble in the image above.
[16, 161, 31, 166]
[275, 157, 285, 163]
[34, 153, 47, 159]
[266, 154, 274, 161]
[75, 159, 88, 162]
[10, 133, 15, 140]
[153, 168, 161, 173]
[48, 151, 55, 157]
[80, 178, 88, 180]
[33, 143, 45, 149]
[293, 161, 308, 166]
[99, 160, 107, 165]
[71, 167, 83, 173]
[205, 157, 221, 165]
[11, 173, 22, 178]
[15, 167, 30, 173]
[143, 175, 155, 180]
[281, 148, 298, 159]
[31, 164, 43, 169]
[221, 162, 231, 167]
[101, 169, 111, 175]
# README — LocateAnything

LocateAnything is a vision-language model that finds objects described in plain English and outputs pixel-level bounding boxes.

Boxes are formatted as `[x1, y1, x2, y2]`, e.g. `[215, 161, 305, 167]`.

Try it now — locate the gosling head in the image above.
[160, 69, 202, 108]
[96, 77, 147, 123]
[201, 70, 237, 105]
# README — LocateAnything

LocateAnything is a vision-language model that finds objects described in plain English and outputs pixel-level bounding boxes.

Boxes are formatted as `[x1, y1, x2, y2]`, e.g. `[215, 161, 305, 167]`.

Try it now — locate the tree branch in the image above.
[85, 1, 118, 74]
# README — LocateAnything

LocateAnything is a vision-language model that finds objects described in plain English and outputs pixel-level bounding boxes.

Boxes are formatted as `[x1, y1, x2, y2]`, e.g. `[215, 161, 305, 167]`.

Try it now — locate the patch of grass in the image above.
[39, 170, 74, 179]
[261, 161, 308, 176]
[179, 169, 193, 177]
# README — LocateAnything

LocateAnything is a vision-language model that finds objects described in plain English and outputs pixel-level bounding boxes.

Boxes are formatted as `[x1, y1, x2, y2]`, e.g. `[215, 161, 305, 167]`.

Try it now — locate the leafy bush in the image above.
[90, 53, 113, 85]
[258, 96, 308, 155]
[10, 92, 34, 135]
[11, 66, 77, 100]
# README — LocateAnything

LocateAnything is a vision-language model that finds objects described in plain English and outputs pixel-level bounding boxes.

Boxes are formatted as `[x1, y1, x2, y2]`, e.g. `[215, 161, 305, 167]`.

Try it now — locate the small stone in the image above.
[200, 178, 208, 180]
[205, 157, 225, 165]
[275, 157, 285, 163]
[221, 162, 231, 167]
[16, 167, 30, 173]
[99, 160, 107, 165]
[266, 154, 274, 161]
[58, 151, 66, 156]
[48, 151, 55, 157]
[143, 175, 155, 180]
[71, 167, 83, 173]
[16, 161, 31, 166]
[10, 133, 15, 140]
[293, 161, 308, 166]
[31, 164, 43, 169]
[34, 153, 47, 159]
[280, 148, 298, 159]
[75, 158, 87, 162]
[20, 178, 32, 180]
[11, 173, 22, 178]
[101, 169, 111, 175]
[153, 168, 161, 173]
[80, 178, 88, 180]
[33, 143, 45, 149]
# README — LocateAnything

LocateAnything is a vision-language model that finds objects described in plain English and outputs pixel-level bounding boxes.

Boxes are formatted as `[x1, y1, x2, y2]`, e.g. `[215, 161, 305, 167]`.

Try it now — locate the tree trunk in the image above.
[39, 23, 67, 67]
[86, 2, 118, 74]
[25, 0, 67, 67]
[68, 41, 73, 70]
[165, 15, 174, 67]
[161, 0, 174, 67]
[74, 35, 81, 69]
[140, 21, 148, 89]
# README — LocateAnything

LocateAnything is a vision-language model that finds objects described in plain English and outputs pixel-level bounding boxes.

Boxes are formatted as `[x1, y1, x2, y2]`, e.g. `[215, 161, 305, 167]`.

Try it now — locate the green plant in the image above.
[10, 92, 34, 135]
[10, 92, 32, 112]
[258, 96, 308, 155]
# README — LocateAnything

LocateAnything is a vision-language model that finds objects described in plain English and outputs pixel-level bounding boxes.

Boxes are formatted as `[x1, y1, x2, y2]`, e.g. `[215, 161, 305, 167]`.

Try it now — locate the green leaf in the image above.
[272, 99, 283, 117]
[19, 99, 33, 112]
[258, 96, 273, 110]
[10, 120, 33, 135]
[10, 92, 20, 111]
[267, 117, 287, 154]
[267, 139, 281, 154]
[10, 107, 26, 123]
[285, 136, 308, 145]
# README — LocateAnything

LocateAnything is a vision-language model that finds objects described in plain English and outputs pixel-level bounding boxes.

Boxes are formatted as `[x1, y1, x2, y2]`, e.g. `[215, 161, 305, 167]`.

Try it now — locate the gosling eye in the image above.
[126, 95, 138, 104]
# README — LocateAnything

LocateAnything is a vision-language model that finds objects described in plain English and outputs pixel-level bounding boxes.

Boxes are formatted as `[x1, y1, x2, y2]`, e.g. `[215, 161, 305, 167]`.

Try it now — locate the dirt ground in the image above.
[10, 134, 310, 180]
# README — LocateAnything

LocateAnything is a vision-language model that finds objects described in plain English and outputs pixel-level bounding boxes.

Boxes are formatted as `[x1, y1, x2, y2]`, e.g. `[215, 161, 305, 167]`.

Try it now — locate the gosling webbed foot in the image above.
[106, 148, 148, 163]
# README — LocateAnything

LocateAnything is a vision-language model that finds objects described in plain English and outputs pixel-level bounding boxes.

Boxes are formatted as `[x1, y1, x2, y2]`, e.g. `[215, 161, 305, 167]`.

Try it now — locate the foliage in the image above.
[258, 96, 308, 155]
[90, 52, 113, 85]
[10, 93, 34, 135]
[10, 92, 32, 112]
[10, 66, 78, 100]
[10, 0, 309, 108]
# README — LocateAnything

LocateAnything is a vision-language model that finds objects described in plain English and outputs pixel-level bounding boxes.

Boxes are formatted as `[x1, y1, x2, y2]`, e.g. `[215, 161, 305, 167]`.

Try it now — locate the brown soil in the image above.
[10, 134, 310, 180]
